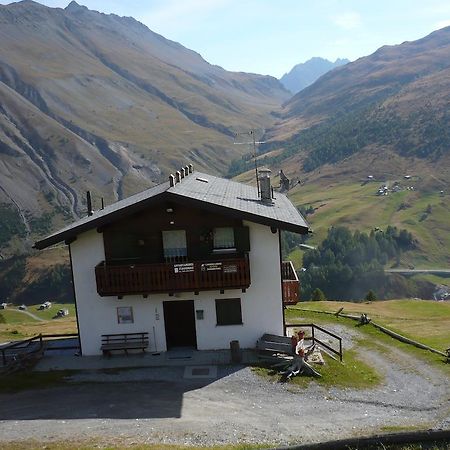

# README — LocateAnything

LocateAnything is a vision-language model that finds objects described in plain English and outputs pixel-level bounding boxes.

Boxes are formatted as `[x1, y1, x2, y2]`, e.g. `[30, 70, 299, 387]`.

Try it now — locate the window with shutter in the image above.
[234, 226, 250, 253]
[162, 230, 187, 262]
[213, 227, 235, 250]
[215, 298, 242, 325]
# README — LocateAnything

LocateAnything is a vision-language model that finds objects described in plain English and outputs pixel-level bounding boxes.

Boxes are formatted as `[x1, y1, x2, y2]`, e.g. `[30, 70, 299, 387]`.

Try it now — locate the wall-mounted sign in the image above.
[117, 306, 133, 324]
[201, 262, 222, 271]
[174, 263, 194, 273]
[223, 264, 238, 273]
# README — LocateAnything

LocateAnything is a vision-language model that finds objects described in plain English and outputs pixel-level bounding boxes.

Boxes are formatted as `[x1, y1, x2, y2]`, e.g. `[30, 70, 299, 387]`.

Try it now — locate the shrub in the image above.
[311, 288, 327, 301]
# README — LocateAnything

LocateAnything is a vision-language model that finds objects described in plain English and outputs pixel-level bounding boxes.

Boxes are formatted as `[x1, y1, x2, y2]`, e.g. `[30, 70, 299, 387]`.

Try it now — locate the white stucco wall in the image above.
[70, 221, 284, 356]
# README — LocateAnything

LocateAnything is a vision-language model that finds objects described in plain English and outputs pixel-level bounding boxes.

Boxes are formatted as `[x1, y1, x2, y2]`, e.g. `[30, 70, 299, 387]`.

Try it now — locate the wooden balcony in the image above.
[95, 256, 251, 297]
[281, 261, 299, 305]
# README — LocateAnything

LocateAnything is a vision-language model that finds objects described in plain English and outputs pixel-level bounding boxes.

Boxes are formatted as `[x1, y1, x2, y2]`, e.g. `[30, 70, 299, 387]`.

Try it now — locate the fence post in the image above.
[339, 338, 343, 362]
[312, 325, 315, 344]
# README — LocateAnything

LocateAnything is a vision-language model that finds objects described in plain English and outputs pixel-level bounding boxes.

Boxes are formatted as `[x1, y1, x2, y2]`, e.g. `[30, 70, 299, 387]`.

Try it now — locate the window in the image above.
[162, 230, 187, 261]
[215, 298, 242, 325]
[213, 227, 235, 250]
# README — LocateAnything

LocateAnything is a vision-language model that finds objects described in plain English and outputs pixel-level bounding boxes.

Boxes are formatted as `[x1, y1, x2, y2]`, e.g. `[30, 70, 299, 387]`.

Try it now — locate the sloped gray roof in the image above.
[34, 171, 310, 250]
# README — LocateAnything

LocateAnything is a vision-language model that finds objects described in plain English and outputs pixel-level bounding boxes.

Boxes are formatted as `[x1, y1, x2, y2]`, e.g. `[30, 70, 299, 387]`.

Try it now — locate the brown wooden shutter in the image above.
[234, 226, 250, 252]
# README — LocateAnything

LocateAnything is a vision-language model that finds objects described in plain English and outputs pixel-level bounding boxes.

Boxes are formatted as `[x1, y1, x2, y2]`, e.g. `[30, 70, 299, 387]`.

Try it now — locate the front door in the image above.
[163, 300, 197, 349]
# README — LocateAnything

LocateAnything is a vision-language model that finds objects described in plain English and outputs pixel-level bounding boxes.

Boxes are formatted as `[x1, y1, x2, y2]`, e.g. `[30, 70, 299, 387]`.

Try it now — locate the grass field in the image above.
[255, 300, 449, 389]
[252, 348, 382, 389]
[1, 442, 449, 450]
[290, 299, 450, 351]
[286, 299, 450, 376]
[287, 179, 450, 269]
[0, 303, 77, 342]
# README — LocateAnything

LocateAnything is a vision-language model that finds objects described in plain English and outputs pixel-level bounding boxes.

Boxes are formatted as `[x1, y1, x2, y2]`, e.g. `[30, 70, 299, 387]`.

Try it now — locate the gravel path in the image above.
[0, 324, 448, 447]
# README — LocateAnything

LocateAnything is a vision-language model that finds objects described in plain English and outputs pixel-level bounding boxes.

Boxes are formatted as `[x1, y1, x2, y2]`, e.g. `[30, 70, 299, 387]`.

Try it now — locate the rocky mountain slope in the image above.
[232, 26, 450, 275]
[280, 57, 349, 94]
[262, 26, 450, 179]
[0, 0, 289, 255]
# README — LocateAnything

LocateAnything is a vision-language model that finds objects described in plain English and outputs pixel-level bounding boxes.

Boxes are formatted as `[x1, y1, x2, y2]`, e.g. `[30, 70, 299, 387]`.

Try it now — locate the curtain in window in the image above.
[214, 227, 235, 249]
[162, 230, 187, 259]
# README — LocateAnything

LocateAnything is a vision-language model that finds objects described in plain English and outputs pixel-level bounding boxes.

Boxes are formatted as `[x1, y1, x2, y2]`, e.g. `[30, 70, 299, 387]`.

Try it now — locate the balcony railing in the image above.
[95, 256, 251, 297]
[281, 261, 299, 305]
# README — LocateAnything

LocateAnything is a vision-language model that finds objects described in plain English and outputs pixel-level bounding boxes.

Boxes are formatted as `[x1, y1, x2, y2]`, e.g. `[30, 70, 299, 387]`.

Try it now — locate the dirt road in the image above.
[0, 326, 448, 447]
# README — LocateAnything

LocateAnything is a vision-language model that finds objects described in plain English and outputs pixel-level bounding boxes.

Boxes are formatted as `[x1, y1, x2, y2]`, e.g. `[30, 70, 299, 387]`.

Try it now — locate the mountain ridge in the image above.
[0, 0, 289, 256]
[261, 25, 450, 171]
[280, 57, 349, 94]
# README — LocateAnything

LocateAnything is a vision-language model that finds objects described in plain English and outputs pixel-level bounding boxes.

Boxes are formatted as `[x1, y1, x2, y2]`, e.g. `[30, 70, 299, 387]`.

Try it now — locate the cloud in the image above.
[332, 11, 362, 30]
[425, 1, 450, 15]
[139, 0, 230, 34]
[435, 19, 450, 29]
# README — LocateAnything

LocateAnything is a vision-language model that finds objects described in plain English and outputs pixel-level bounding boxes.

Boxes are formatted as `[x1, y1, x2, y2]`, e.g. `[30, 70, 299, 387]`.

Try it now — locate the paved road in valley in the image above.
[385, 269, 450, 274]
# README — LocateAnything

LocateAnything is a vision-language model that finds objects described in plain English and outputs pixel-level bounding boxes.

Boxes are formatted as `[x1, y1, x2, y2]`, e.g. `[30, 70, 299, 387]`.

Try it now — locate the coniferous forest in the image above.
[294, 226, 415, 300]
[227, 105, 450, 178]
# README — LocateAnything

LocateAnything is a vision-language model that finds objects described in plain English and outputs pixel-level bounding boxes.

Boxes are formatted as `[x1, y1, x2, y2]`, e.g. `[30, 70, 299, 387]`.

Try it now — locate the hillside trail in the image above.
[0, 321, 448, 447]
[13, 309, 45, 322]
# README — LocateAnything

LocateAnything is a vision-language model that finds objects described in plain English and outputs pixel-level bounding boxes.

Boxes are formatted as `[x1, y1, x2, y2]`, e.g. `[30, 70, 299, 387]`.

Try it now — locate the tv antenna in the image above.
[234, 129, 266, 196]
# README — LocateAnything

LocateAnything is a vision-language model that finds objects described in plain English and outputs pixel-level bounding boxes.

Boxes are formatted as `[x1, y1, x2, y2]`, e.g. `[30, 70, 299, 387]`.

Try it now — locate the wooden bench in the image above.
[101, 332, 149, 356]
[256, 333, 294, 355]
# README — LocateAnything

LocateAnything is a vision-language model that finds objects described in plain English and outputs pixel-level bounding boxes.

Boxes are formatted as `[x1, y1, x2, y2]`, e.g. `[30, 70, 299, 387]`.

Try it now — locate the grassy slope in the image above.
[253, 348, 382, 389]
[0, 303, 77, 342]
[235, 160, 450, 271]
[287, 179, 450, 269]
[291, 300, 450, 353]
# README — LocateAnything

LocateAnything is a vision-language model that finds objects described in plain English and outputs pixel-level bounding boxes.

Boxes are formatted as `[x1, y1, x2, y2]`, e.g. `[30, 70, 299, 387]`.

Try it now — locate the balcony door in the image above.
[162, 230, 187, 263]
[163, 300, 197, 350]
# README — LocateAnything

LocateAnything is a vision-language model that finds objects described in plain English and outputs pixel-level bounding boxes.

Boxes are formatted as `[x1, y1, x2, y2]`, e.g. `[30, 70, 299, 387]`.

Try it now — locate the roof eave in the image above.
[33, 191, 171, 250]
[166, 192, 310, 234]
[33, 185, 310, 250]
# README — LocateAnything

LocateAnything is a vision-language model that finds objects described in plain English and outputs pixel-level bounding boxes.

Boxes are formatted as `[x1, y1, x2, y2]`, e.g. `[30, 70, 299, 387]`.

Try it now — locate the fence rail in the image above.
[281, 261, 299, 305]
[0, 333, 80, 367]
[286, 323, 343, 361]
[95, 256, 251, 296]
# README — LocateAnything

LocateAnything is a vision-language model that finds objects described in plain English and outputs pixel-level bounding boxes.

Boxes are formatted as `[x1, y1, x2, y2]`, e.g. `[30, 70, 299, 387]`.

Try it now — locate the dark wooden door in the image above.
[163, 300, 197, 349]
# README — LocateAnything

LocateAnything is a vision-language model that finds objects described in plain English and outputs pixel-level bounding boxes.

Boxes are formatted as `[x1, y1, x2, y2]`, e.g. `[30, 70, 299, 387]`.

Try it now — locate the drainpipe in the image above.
[278, 229, 286, 335]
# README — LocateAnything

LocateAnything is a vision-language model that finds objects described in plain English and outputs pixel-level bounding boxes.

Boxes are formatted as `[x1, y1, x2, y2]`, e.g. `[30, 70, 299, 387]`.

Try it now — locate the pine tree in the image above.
[311, 288, 327, 301]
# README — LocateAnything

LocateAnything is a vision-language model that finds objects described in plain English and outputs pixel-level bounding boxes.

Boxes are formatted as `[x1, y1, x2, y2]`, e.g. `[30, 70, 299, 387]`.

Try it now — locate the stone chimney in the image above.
[258, 168, 273, 202]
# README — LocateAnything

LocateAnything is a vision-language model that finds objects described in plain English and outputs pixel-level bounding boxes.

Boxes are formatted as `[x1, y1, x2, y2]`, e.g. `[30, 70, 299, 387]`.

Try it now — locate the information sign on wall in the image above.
[174, 263, 194, 273]
[201, 262, 222, 271]
[223, 264, 238, 273]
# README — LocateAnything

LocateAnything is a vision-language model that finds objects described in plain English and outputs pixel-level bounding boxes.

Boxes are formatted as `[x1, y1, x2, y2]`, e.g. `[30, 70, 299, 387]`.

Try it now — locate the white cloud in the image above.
[435, 19, 450, 29]
[332, 11, 362, 30]
[139, 0, 230, 34]
[425, 1, 450, 15]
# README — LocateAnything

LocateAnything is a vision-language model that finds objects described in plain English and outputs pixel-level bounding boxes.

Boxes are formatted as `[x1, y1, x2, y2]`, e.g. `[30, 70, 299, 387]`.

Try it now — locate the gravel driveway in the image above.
[0, 324, 448, 447]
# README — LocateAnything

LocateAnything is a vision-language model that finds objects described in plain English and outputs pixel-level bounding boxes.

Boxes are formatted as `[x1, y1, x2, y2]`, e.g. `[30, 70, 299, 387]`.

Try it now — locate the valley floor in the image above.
[0, 323, 448, 448]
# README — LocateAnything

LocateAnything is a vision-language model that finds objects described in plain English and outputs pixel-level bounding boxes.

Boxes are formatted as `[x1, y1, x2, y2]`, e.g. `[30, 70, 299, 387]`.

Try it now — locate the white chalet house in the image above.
[34, 166, 310, 356]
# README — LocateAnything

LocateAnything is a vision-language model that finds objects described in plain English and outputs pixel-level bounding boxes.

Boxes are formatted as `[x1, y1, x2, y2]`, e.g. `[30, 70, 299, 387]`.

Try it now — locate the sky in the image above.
[2, 0, 450, 77]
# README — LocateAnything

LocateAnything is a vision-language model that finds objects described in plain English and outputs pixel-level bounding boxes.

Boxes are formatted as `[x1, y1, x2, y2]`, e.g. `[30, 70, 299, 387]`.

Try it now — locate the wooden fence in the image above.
[285, 323, 343, 361]
[0, 333, 79, 368]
